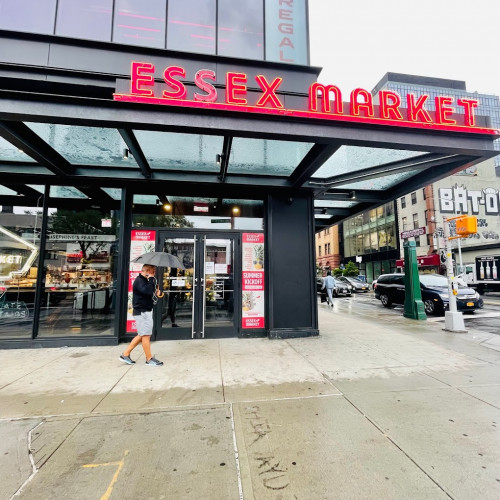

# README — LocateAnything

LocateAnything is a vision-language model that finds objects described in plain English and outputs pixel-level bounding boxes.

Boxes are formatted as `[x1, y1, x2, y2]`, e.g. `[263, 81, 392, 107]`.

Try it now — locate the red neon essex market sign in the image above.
[113, 62, 499, 135]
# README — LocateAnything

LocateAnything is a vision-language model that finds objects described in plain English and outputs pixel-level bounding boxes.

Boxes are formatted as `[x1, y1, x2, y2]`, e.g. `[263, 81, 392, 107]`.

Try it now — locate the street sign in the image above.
[211, 218, 231, 224]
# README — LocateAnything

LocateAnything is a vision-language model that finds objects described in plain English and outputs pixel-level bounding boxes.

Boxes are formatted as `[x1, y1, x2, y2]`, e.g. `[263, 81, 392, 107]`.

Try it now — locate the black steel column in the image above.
[114, 188, 133, 342]
[31, 185, 50, 340]
[266, 192, 319, 339]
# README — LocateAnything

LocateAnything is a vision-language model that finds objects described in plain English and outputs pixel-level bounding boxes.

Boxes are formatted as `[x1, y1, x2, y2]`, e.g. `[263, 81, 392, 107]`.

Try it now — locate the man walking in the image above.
[322, 271, 336, 307]
[120, 264, 164, 366]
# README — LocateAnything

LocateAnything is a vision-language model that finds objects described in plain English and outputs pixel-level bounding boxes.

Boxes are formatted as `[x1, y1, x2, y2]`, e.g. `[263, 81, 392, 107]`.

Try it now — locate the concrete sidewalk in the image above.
[1, 305, 500, 499]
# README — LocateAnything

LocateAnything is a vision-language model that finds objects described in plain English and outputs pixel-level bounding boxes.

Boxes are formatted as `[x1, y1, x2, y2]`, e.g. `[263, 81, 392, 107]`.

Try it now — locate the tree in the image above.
[343, 261, 359, 277]
[133, 214, 194, 228]
[49, 209, 115, 260]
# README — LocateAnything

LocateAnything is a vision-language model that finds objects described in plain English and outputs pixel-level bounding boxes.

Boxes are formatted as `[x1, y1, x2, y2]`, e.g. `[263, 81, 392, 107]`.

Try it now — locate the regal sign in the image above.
[113, 62, 499, 135]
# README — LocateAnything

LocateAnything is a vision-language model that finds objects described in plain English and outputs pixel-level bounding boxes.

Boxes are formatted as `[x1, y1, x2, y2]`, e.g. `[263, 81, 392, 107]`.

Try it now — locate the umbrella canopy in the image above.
[131, 252, 185, 269]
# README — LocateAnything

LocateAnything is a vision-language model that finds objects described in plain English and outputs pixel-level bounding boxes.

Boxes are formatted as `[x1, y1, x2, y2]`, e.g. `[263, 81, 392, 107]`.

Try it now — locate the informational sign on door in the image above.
[242, 233, 265, 329]
[127, 230, 156, 333]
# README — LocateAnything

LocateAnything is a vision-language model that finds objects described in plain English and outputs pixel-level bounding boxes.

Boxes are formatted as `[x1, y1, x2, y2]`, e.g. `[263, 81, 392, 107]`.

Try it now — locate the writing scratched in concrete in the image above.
[244, 406, 290, 491]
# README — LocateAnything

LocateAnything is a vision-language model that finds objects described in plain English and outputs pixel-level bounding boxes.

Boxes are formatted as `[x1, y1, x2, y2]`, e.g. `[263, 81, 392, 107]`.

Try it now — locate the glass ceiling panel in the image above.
[0, 185, 17, 195]
[230, 138, 313, 176]
[133, 195, 158, 204]
[333, 169, 421, 191]
[314, 146, 428, 179]
[102, 188, 122, 200]
[27, 185, 45, 194]
[169, 197, 217, 204]
[314, 200, 358, 208]
[0, 136, 36, 162]
[49, 186, 88, 199]
[135, 131, 222, 172]
[26, 123, 137, 167]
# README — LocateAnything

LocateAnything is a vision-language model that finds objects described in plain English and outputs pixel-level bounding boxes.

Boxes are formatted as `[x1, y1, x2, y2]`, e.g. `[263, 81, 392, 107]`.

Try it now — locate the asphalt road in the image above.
[323, 290, 500, 336]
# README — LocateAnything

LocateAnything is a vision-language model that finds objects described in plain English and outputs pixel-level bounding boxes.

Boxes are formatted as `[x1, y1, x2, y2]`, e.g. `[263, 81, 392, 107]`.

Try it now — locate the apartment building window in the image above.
[402, 217, 407, 230]
[413, 213, 419, 229]
[424, 210, 429, 224]
[401, 196, 406, 208]
[415, 236, 421, 246]
[411, 192, 417, 205]
[324, 244, 327, 255]
[422, 188, 427, 200]
[318, 246, 321, 256]
[327, 243, 330, 254]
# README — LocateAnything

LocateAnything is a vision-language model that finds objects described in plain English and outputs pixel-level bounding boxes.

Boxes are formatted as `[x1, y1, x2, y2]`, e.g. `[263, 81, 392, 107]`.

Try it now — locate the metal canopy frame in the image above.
[0, 88, 497, 228]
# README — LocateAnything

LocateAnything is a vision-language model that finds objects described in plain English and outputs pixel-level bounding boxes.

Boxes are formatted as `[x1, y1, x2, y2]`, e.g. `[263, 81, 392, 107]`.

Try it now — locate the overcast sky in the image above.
[308, 0, 499, 97]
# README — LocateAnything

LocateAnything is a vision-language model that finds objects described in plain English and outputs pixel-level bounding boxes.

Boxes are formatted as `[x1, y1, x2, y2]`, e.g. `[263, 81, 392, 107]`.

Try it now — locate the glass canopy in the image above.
[0, 118, 487, 230]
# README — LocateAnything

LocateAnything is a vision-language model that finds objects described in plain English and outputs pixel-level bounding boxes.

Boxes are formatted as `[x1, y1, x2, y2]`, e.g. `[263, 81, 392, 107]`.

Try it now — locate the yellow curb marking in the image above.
[82, 450, 129, 500]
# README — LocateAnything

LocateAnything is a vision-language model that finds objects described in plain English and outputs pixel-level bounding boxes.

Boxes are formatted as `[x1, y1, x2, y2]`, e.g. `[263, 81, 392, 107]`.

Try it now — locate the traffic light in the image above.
[455, 215, 477, 236]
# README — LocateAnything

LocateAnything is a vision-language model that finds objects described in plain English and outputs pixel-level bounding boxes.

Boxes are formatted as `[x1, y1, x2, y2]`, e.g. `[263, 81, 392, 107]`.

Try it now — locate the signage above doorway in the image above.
[114, 62, 499, 136]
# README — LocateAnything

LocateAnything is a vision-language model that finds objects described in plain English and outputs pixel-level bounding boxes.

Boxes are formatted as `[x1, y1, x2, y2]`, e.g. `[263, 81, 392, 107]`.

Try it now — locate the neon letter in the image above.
[194, 69, 217, 102]
[163, 66, 187, 99]
[378, 90, 403, 120]
[435, 96, 456, 125]
[226, 72, 247, 105]
[407, 94, 432, 123]
[131, 62, 155, 97]
[255, 75, 283, 108]
[457, 98, 478, 127]
[350, 88, 374, 117]
[308, 83, 343, 114]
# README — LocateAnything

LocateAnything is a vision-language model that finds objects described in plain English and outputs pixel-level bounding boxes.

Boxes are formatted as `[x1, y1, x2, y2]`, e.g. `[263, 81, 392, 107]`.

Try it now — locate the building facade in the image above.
[315, 225, 340, 274]
[1, 5, 497, 348]
[337, 73, 500, 283]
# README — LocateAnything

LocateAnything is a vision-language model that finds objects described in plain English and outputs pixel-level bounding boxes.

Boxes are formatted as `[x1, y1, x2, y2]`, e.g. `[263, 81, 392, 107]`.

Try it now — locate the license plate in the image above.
[466, 302, 474, 307]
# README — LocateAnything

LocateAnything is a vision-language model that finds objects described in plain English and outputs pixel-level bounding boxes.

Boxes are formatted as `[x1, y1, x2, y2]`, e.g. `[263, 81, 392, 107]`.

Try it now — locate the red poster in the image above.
[242, 233, 265, 329]
[127, 230, 156, 333]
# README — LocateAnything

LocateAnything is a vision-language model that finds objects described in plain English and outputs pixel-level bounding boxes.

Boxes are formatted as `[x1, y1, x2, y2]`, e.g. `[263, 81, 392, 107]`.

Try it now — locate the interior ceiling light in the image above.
[232, 206, 240, 215]
[163, 203, 172, 211]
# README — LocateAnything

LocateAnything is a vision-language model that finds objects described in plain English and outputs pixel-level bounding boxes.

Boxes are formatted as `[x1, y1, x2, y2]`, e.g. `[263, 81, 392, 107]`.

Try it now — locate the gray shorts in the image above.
[134, 310, 153, 336]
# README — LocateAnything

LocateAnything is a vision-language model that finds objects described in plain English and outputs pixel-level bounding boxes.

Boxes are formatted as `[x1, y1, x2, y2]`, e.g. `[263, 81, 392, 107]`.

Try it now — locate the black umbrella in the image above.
[131, 252, 185, 269]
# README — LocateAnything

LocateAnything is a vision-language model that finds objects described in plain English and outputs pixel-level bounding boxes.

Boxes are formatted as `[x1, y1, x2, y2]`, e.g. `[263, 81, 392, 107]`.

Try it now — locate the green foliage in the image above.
[49, 209, 115, 259]
[332, 267, 343, 277]
[343, 261, 359, 277]
[133, 214, 194, 228]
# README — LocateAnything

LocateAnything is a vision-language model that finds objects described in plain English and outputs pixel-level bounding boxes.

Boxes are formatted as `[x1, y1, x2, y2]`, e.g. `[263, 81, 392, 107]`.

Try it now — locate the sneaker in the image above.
[119, 354, 135, 365]
[146, 356, 164, 366]
[172, 323, 180, 327]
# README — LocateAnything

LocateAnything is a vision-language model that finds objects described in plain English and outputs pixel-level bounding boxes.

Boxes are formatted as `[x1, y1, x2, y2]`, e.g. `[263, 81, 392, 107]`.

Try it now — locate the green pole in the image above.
[403, 240, 426, 320]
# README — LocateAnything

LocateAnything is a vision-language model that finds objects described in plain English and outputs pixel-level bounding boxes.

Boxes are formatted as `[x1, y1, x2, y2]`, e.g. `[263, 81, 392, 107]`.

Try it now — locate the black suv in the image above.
[374, 273, 480, 315]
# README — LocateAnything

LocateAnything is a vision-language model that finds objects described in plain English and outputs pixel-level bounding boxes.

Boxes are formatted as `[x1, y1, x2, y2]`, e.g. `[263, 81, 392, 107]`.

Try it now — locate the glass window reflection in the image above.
[37, 204, 119, 337]
[0, 202, 42, 338]
[167, 0, 215, 55]
[218, 0, 263, 60]
[0, 0, 56, 34]
[113, 0, 166, 48]
[55, 0, 112, 41]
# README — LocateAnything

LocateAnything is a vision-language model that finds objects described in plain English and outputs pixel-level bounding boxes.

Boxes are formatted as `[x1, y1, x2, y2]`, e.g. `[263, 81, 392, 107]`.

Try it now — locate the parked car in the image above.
[315, 276, 352, 296]
[337, 276, 369, 292]
[374, 273, 481, 315]
[333, 279, 353, 297]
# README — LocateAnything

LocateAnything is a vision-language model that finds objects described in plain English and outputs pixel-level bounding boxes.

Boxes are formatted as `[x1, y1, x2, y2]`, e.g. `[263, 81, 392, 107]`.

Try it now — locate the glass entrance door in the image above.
[155, 232, 239, 340]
